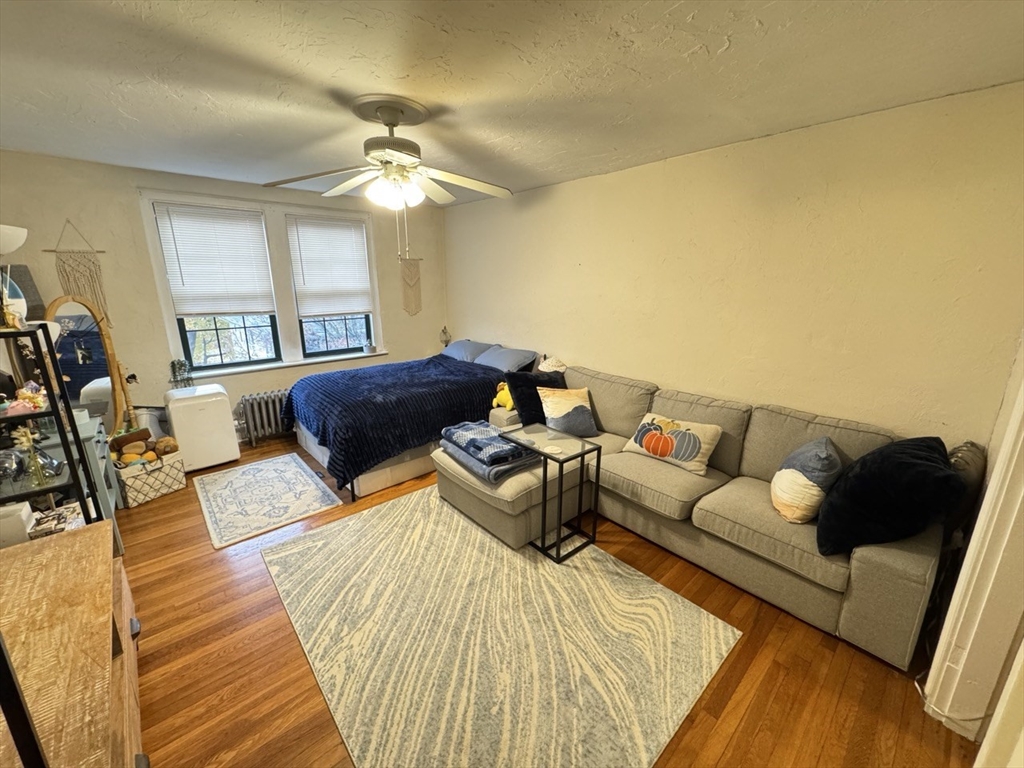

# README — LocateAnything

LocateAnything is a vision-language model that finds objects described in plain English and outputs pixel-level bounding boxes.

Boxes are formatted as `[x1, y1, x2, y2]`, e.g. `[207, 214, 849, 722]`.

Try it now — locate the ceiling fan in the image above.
[264, 94, 512, 209]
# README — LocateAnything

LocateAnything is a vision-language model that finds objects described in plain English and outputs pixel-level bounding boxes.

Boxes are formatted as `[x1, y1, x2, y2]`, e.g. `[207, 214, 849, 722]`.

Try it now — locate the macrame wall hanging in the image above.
[44, 219, 113, 326]
[401, 259, 422, 316]
[395, 206, 422, 316]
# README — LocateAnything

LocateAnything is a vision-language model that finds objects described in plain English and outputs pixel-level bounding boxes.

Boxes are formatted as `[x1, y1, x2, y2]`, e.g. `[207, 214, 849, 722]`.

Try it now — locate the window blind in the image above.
[286, 215, 372, 316]
[153, 202, 275, 315]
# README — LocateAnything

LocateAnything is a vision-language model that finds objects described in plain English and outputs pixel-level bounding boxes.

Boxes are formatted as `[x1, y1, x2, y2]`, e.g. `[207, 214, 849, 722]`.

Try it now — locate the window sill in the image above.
[191, 350, 389, 380]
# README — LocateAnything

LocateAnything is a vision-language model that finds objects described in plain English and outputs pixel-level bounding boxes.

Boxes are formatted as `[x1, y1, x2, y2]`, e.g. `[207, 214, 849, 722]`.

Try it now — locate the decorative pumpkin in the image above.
[643, 430, 675, 458]
[142, 451, 159, 463]
[669, 429, 702, 462]
[633, 419, 661, 447]
[120, 453, 142, 464]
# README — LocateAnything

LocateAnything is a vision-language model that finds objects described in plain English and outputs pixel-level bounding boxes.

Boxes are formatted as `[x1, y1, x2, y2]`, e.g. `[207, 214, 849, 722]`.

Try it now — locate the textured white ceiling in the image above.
[1, 0, 1022, 203]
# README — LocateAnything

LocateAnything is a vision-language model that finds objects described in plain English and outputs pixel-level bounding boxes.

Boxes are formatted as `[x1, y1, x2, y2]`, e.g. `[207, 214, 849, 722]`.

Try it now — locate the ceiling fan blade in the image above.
[263, 166, 376, 188]
[414, 175, 456, 205]
[420, 166, 512, 199]
[322, 169, 382, 197]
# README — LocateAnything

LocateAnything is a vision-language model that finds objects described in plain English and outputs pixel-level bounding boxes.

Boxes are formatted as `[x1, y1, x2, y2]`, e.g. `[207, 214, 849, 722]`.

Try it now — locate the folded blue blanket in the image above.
[440, 439, 540, 484]
[440, 421, 530, 466]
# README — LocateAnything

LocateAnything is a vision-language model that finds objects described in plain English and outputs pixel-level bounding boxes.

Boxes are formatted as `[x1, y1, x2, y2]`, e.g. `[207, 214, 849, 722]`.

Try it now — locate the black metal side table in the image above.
[501, 424, 601, 563]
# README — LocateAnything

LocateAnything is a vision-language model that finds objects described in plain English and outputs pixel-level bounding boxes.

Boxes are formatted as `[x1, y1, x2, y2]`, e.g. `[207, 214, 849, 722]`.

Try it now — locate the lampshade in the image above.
[366, 175, 426, 210]
[366, 177, 405, 211]
[0, 225, 28, 255]
[403, 181, 425, 207]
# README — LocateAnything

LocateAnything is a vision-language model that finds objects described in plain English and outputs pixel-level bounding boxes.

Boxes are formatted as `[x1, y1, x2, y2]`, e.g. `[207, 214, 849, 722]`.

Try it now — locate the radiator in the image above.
[239, 389, 290, 447]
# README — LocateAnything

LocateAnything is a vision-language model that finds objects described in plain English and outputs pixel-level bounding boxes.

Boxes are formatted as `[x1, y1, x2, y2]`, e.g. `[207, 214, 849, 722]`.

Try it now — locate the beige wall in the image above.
[987, 333, 1024, 481]
[0, 151, 448, 406]
[445, 83, 1024, 447]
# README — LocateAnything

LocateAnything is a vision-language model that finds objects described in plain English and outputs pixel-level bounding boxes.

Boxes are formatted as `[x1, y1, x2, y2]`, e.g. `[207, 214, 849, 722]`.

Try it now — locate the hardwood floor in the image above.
[116, 437, 978, 768]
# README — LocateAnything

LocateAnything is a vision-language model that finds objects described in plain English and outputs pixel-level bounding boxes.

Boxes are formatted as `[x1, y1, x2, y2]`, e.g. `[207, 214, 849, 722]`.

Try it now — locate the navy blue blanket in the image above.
[283, 354, 505, 486]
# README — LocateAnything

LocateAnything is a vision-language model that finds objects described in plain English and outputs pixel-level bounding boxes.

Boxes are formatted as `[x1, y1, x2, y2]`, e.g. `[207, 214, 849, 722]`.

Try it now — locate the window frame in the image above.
[139, 189, 384, 374]
[176, 314, 282, 371]
[299, 312, 373, 358]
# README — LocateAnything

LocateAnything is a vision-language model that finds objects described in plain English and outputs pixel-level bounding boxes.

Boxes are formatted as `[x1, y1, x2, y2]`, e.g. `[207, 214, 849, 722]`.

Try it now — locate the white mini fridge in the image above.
[164, 384, 240, 471]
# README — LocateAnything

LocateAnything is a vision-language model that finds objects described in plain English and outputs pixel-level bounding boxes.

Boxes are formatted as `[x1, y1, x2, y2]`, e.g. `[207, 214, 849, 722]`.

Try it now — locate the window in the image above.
[177, 315, 280, 368]
[286, 215, 374, 357]
[144, 193, 382, 372]
[152, 202, 281, 370]
[300, 313, 372, 357]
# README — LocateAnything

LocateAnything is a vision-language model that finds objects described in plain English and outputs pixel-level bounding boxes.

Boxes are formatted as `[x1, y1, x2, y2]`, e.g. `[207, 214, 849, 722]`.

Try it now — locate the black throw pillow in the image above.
[816, 437, 966, 556]
[504, 370, 567, 426]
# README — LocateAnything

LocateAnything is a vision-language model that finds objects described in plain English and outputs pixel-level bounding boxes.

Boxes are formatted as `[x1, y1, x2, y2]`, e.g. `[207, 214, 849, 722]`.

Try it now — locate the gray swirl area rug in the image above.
[262, 486, 741, 768]
[195, 453, 339, 549]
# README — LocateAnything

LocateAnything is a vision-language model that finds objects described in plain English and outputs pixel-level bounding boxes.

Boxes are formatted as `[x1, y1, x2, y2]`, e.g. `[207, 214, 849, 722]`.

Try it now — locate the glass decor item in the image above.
[26, 450, 46, 488]
[1, 276, 28, 330]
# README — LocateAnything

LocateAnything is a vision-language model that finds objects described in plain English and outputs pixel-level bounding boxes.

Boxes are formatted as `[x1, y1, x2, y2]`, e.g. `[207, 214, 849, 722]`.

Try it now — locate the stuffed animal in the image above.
[154, 436, 179, 457]
[492, 382, 515, 411]
[121, 440, 147, 456]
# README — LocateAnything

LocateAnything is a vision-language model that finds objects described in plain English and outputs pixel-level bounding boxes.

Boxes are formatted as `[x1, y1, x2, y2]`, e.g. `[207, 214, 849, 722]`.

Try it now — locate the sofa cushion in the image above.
[739, 405, 897, 483]
[692, 477, 851, 592]
[431, 448, 582, 517]
[585, 431, 629, 458]
[652, 390, 752, 476]
[563, 366, 658, 439]
[489, 407, 522, 429]
[595, 452, 730, 521]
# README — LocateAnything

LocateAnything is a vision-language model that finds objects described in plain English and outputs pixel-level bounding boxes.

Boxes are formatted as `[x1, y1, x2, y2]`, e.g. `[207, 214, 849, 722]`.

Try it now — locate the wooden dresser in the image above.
[0, 521, 145, 767]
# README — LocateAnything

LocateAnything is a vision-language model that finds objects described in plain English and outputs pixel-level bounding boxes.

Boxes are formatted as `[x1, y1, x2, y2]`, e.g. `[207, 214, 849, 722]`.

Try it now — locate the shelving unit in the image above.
[38, 416, 124, 553]
[0, 323, 102, 525]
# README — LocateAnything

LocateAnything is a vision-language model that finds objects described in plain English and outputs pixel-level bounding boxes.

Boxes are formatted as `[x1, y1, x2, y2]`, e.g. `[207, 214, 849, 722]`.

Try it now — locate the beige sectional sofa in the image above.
[431, 365, 943, 671]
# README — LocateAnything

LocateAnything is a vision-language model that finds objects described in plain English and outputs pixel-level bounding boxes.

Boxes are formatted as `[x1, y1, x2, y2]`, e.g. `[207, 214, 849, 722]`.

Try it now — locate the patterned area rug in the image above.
[263, 486, 741, 768]
[195, 453, 339, 549]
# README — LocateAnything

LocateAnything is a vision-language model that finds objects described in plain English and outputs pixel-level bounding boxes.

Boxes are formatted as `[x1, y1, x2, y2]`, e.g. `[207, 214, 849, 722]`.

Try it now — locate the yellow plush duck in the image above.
[492, 382, 515, 411]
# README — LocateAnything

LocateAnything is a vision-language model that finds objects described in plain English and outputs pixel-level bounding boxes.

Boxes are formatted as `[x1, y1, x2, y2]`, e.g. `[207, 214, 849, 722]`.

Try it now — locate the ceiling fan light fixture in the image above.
[366, 176, 405, 210]
[402, 180, 426, 207]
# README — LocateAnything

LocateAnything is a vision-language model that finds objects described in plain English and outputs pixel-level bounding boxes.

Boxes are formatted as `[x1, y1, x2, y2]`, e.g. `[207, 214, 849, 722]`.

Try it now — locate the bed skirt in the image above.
[296, 423, 438, 497]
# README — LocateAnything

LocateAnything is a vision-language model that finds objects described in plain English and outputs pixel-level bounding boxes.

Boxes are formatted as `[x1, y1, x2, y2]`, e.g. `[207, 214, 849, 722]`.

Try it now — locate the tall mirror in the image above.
[44, 295, 125, 435]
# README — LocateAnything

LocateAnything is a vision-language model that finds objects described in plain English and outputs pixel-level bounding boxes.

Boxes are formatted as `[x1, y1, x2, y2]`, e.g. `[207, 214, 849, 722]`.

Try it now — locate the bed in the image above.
[283, 352, 515, 491]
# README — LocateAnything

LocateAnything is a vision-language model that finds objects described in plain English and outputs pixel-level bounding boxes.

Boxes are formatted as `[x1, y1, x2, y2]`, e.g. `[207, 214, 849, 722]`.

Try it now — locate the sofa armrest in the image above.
[489, 408, 521, 428]
[838, 524, 942, 670]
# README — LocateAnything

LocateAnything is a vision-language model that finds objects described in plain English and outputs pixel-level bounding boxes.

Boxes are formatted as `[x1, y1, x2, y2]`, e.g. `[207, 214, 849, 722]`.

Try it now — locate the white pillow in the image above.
[537, 356, 567, 373]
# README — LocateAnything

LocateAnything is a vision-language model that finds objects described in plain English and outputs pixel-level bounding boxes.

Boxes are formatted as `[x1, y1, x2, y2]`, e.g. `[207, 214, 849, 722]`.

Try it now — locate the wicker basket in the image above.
[116, 451, 186, 508]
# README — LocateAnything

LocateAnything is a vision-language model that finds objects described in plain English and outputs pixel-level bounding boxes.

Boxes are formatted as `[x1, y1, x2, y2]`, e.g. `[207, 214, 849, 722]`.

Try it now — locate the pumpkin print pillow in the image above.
[623, 413, 723, 476]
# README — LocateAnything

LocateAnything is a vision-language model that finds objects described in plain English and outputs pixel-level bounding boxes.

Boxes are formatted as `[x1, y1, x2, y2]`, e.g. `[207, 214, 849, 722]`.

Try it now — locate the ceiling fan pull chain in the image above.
[403, 204, 411, 261]
[395, 208, 403, 261]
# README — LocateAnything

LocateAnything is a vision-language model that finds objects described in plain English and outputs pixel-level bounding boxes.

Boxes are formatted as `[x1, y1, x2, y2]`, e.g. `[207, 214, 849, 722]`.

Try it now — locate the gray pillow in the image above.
[441, 339, 494, 362]
[474, 345, 537, 373]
